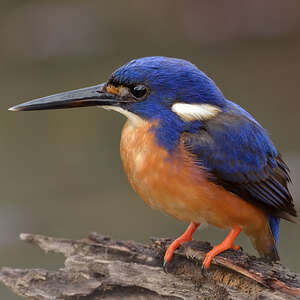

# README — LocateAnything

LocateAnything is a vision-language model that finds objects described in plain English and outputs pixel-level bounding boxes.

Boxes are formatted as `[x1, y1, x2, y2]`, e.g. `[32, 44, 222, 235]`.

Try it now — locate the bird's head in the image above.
[9, 56, 227, 150]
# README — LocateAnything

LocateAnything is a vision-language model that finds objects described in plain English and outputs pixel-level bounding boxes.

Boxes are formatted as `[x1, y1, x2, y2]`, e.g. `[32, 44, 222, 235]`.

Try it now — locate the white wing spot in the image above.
[171, 103, 221, 121]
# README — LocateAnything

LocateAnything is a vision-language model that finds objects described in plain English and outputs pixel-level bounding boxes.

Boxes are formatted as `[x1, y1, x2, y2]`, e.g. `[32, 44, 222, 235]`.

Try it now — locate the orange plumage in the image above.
[120, 118, 276, 259]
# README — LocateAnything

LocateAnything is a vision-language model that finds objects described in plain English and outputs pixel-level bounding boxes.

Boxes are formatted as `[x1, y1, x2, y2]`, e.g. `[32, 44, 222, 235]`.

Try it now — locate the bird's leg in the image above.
[202, 226, 241, 270]
[164, 222, 200, 269]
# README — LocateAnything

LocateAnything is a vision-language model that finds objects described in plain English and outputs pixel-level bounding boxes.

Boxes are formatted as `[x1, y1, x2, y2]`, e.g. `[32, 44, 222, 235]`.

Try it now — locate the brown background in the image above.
[1, 1, 300, 299]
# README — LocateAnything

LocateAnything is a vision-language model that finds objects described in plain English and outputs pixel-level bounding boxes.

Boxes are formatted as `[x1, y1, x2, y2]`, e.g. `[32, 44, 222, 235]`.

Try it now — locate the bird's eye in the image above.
[130, 85, 147, 99]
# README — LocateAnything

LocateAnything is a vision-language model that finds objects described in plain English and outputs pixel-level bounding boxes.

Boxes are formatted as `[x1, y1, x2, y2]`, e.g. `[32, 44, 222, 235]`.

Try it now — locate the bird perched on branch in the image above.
[9, 56, 297, 271]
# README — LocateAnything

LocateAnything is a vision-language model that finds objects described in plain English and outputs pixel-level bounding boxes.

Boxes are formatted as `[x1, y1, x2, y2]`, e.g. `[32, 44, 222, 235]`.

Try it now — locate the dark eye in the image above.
[131, 85, 147, 99]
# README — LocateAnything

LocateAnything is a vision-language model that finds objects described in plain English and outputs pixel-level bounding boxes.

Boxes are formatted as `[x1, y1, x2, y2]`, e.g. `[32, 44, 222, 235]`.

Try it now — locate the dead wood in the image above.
[0, 232, 299, 300]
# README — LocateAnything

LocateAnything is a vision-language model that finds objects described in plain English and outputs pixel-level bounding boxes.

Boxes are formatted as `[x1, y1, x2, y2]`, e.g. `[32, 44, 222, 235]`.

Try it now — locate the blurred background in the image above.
[1, 0, 300, 298]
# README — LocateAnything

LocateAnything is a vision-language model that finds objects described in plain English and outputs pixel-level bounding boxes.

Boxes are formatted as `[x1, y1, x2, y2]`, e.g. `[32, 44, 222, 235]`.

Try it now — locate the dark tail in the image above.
[248, 215, 280, 261]
[269, 215, 280, 246]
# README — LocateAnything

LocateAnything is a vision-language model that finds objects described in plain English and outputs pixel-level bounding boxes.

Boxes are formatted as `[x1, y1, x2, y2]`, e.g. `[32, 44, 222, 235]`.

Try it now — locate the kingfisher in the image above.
[9, 56, 297, 271]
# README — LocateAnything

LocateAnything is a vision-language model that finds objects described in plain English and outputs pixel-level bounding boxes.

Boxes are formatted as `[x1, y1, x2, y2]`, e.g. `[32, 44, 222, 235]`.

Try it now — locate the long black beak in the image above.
[9, 83, 124, 112]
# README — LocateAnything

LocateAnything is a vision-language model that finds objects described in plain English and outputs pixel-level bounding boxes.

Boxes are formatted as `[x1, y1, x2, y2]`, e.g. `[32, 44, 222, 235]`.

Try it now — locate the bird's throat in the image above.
[102, 106, 144, 127]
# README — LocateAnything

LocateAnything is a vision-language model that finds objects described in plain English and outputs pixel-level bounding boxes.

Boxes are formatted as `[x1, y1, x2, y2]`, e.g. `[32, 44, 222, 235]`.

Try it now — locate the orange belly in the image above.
[120, 119, 268, 235]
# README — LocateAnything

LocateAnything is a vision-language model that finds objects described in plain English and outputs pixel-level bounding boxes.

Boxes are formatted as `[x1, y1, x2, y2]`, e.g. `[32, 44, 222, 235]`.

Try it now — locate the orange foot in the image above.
[163, 222, 200, 270]
[202, 226, 242, 271]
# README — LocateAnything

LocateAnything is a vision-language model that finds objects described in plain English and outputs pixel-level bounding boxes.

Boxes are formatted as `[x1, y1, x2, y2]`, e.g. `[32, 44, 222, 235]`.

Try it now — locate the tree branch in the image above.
[0, 232, 299, 299]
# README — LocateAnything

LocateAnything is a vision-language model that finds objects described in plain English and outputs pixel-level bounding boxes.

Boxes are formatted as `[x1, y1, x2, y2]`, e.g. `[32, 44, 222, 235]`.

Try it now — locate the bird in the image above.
[9, 56, 297, 271]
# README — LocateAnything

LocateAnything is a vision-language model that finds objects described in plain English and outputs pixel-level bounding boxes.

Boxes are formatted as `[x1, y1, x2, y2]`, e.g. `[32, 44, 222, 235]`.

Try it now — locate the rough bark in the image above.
[0, 232, 299, 300]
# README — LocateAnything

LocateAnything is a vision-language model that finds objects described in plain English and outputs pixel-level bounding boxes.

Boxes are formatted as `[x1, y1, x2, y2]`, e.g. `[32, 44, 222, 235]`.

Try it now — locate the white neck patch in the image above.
[101, 106, 144, 126]
[171, 103, 221, 122]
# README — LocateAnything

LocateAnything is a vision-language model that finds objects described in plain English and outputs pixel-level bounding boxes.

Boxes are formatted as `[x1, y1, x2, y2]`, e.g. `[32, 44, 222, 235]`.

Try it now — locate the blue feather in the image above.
[183, 103, 295, 218]
[112, 57, 225, 107]
[185, 102, 278, 182]
[109, 56, 296, 219]
[268, 215, 280, 245]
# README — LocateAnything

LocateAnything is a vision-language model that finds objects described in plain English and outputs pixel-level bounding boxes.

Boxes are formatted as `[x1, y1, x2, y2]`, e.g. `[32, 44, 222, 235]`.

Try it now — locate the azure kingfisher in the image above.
[9, 56, 297, 271]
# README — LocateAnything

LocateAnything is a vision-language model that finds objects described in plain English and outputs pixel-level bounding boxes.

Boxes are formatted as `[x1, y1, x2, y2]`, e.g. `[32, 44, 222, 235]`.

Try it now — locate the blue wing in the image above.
[183, 102, 296, 220]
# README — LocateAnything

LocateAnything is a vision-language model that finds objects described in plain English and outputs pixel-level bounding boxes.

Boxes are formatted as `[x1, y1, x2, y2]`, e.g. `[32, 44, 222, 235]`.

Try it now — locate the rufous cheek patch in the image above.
[106, 84, 121, 95]
[106, 85, 129, 97]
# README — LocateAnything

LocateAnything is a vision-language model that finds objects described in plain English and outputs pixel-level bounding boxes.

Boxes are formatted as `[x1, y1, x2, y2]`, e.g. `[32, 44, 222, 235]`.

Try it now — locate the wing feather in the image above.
[183, 106, 297, 220]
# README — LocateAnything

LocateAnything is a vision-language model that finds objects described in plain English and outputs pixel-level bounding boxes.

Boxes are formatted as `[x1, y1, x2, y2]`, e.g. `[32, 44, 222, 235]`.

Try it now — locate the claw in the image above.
[163, 222, 200, 271]
[163, 260, 169, 273]
[201, 264, 208, 277]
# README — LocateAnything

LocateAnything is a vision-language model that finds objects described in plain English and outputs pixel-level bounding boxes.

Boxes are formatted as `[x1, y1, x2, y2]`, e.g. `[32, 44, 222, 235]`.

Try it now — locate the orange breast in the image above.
[120, 119, 268, 236]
